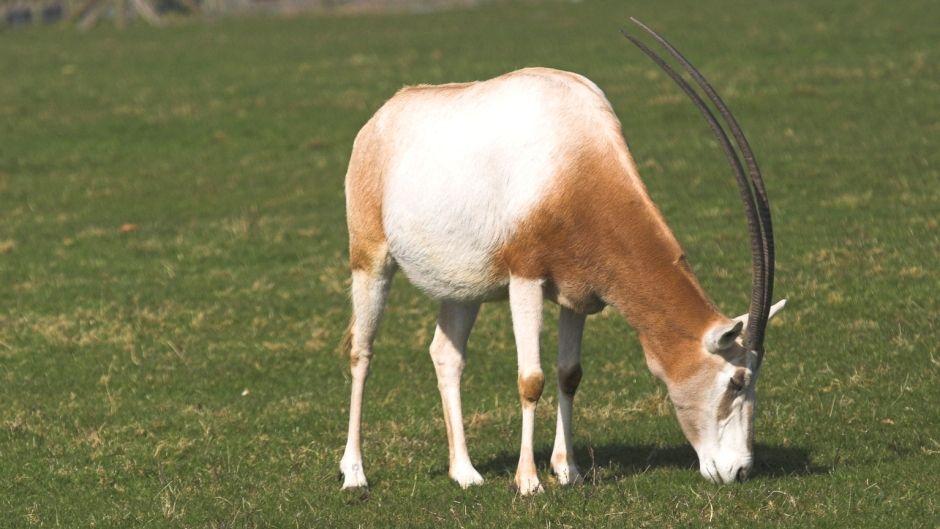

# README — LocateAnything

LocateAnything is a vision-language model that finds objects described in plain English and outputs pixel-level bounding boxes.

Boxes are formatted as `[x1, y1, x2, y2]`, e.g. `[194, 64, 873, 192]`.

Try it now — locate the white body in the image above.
[380, 69, 613, 300]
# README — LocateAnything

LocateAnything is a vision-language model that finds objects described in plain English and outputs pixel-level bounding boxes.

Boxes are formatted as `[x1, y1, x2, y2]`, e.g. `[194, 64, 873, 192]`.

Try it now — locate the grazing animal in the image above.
[339, 19, 785, 494]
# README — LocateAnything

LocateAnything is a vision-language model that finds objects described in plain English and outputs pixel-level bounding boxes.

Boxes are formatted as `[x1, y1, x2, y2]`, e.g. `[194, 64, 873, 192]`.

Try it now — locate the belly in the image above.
[391, 247, 509, 302]
[383, 189, 511, 301]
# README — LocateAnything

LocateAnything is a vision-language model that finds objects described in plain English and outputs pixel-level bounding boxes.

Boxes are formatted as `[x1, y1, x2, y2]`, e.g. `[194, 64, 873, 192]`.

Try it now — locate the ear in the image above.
[732, 298, 788, 328]
[705, 320, 743, 353]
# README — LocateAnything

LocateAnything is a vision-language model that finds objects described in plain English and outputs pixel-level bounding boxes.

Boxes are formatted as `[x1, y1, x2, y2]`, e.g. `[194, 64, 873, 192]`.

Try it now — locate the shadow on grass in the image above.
[477, 442, 827, 480]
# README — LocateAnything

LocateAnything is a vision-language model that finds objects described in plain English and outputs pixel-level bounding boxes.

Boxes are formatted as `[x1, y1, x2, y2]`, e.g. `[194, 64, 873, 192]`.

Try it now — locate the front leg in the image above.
[508, 276, 545, 495]
[551, 306, 585, 485]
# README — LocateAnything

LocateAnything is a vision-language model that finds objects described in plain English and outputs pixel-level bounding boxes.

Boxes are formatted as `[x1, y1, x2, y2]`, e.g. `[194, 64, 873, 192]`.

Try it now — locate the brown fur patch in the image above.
[345, 118, 388, 272]
[500, 135, 725, 383]
[558, 364, 583, 397]
[716, 368, 747, 420]
[518, 372, 545, 403]
[716, 388, 736, 423]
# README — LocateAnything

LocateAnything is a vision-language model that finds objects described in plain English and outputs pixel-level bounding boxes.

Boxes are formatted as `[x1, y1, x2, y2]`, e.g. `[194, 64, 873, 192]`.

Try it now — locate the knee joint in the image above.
[518, 371, 545, 403]
[558, 364, 582, 397]
[430, 340, 463, 362]
[350, 347, 373, 370]
[428, 336, 446, 358]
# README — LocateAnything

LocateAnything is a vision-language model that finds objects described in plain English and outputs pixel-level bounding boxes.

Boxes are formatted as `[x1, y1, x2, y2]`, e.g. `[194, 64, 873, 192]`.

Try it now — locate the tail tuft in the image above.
[338, 316, 354, 357]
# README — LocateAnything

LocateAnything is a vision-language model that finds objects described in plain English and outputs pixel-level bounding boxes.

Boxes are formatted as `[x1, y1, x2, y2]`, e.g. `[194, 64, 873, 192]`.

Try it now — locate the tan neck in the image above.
[585, 154, 723, 380]
[600, 243, 721, 381]
[501, 142, 724, 381]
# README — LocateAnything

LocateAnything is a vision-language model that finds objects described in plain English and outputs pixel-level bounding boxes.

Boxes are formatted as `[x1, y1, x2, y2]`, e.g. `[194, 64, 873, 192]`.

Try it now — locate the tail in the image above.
[339, 316, 354, 357]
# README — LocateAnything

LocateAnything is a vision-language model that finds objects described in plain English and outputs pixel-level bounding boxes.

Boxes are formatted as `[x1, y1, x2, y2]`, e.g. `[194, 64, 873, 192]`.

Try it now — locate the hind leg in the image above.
[340, 251, 395, 489]
[429, 301, 483, 488]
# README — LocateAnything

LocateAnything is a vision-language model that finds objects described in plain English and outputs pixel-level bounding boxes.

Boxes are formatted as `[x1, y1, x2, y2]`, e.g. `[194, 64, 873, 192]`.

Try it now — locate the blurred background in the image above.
[3, 0, 485, 28]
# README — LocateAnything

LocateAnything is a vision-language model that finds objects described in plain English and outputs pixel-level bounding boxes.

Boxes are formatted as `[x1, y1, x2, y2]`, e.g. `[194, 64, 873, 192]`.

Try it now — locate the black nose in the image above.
[735, 467, 748, 482]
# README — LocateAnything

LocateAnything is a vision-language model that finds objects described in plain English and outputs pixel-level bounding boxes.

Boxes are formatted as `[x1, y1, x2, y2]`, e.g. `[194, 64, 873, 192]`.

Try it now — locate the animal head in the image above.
[625, 19, 783, 483]
[664, 300, 786, 483]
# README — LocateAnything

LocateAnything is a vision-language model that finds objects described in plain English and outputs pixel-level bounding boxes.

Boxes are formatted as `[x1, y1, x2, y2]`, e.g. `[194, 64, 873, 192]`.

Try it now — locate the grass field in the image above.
[1, 0, 938, 526]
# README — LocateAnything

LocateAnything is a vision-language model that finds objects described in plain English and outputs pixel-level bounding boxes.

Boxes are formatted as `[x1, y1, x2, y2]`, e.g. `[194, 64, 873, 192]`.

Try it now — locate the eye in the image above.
[729, 371, 746, 392]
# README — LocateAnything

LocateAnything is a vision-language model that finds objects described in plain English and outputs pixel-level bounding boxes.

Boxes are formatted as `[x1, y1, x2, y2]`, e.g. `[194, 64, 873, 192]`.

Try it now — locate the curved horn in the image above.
[623, 20, 775, 363]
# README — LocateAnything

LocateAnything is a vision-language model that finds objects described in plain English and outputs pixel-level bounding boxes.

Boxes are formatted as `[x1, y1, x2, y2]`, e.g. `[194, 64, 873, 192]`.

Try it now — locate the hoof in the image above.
[450, 464, 485, 489]
[551, 456, 583, 486]
[340, 459, 368, 490]
[514, 474, 544, 496]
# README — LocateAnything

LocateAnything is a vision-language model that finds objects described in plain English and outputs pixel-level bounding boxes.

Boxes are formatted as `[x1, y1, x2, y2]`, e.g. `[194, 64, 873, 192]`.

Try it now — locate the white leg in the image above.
[340, 263, 394, 490]
[429, 301, 483, 488]
[551, 307, 585, 485]
[508, 276, 545, 495]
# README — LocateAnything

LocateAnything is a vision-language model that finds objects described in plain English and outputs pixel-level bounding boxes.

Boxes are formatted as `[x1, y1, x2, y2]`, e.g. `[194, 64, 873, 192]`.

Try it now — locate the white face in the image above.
[669, 346, 757, 484]
[698, 357, 757, 484]
[671, 300, 785, 483]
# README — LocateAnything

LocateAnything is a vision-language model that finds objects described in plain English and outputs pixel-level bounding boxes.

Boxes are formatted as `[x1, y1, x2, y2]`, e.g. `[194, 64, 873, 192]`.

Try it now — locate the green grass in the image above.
[1, 0, 938, 526]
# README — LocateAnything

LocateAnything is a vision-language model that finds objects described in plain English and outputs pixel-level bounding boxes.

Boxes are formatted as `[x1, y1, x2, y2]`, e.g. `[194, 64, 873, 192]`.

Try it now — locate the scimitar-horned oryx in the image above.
[339, 18, 786, 495]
